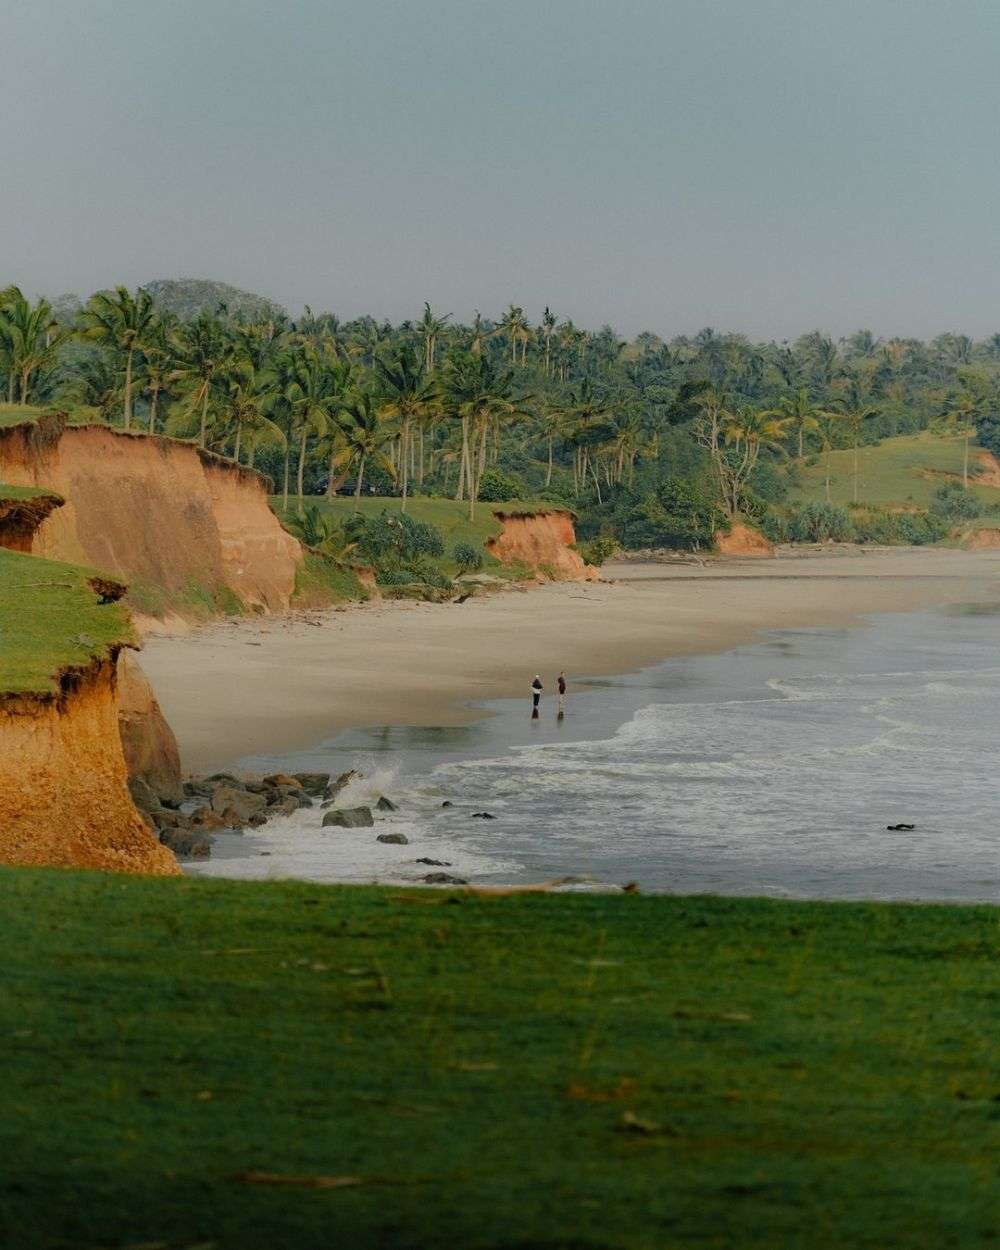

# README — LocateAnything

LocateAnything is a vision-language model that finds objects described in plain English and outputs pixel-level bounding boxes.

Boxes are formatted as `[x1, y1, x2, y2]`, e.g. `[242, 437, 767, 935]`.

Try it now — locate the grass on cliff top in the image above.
[0, 480, 62, 503]
[791, 431, 1000, 516]
[273, 494, 552, 581]
[0, 548, 132, 695]
[1, 869, 996, 1250]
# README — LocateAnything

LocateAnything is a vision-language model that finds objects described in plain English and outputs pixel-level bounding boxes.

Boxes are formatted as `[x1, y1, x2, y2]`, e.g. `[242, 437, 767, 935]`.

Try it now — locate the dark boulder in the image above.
[293, 772, 331, 796]
[321, 806, 374, 829]
[160, 828, 213, 859]
[210, 785, 268, 823]
[471, 812, 495, 820]
[128, 776, 161, 814]
[376, 796, 398, 812]
[323, 769, 360, 802]
[263, 773, 302, 790]
[416, 857, 452, 866]
[423, 872, 468, 885]
[377, 832, 409, 845]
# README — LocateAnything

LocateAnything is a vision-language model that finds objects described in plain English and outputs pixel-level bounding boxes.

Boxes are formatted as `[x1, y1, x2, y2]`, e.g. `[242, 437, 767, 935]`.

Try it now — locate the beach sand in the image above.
[139, 547, 1000, 773]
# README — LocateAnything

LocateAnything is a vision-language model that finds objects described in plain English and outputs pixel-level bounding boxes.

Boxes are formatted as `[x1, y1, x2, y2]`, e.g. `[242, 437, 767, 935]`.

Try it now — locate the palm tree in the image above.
[0, 287, 63, 404]
[286, 350, 348, 513]
[441, 351, 531, 519]
[496, 305, 530, 365]
[815, 409, 845, 502]
[220, 360, 282, 465]
[940, 384, 985, 488]
[829, 379, 879, 502]
[332, 391, 395, 505]
[375, 346, 437, 511]
[540, 306, 557, 377]
[764, 387, 822, 459]
[416, 302, 451, 372]
[169, 313, 230, 447]
[57, 351, 121, 421]
[718, 405, 790, 515]
[78, 286, 156, 429]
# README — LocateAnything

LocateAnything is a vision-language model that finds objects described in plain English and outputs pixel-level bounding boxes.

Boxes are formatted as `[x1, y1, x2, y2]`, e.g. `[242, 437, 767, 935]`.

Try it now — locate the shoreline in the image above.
[140, 547, 1000, 774]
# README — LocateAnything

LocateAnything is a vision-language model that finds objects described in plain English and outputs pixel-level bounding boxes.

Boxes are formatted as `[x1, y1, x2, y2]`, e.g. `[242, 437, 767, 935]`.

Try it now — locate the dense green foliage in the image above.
[5, 279, 1000, 546]
[0, 549, 132, 693]
[2, 868, 996, 1250]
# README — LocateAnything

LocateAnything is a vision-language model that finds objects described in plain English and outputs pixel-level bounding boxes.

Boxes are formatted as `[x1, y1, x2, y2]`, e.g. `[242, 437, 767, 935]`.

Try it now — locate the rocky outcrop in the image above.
[974, 450, 1000, 487]
[486, 509, 598, 581]
[714, 522, 774, 557]
[0, 416, 302, 616]
[0, 657, 179, 875]
[117, 652, 183, 805]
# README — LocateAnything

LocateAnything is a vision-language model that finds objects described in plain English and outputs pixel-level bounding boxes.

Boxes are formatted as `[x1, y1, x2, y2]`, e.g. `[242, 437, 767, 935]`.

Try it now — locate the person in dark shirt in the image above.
[557, 671, 567, 715]
[531, 674, 543, 719]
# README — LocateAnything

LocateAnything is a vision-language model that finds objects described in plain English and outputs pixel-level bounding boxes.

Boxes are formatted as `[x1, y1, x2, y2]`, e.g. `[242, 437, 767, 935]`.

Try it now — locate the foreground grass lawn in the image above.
[1, 870, 996, 1250]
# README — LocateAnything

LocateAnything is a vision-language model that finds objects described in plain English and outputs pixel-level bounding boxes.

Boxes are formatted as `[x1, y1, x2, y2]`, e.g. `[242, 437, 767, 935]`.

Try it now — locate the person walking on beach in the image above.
[557, 671, 567, 717]
[531, 674, 543, 719]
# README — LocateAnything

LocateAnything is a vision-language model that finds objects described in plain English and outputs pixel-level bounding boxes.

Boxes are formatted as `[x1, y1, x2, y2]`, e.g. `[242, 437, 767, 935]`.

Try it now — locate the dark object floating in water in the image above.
[423, 872, 468, 885]
[441, 801, 453, 808]
[471, 812, 495, 820]
[886, 823, 916, 831]
[376, 796, 398, 812]
[416, 857, 452, 866]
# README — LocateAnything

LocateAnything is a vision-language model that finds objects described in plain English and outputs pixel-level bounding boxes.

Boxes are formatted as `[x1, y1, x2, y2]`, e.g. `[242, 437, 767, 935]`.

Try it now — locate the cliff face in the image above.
[486, 510, 598, 581]
[0, 418, 301, 615]
[715, 522, 774, 557]
[0, 657, 179, 875]
[117, 653, 183, 804]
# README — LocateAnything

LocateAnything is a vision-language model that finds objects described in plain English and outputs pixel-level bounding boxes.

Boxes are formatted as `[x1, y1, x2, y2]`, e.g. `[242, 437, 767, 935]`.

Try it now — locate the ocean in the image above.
[190, 603, 1000, 903]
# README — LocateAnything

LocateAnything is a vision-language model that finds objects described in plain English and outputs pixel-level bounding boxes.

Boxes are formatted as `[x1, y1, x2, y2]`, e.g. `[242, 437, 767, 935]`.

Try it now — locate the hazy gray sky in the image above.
[5, 0, 1000, 338]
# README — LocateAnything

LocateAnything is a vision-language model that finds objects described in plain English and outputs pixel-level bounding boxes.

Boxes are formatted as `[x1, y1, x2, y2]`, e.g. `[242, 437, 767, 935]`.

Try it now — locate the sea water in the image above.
[190, 604, 999, 902]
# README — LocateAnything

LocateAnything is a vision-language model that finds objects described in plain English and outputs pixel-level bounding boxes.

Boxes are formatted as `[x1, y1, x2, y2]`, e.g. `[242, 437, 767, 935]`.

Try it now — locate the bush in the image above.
[614, 476, 724, 551]
[759, 510, 790, 544]
[356, 510, 445, 564]
[452, 541, 484, 573]
[787, 502, 854, 543]
[477, 468, 523, 502]
[579, 536, 617, 566]
[930, 480, 980, 522]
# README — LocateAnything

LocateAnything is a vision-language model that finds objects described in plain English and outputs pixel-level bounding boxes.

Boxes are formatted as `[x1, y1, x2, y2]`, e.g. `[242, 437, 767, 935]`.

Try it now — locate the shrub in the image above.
[477, 468, 523, 502]
[356, 510, 445, 564]
[787, 502, 854, 543]
[930, 480, 980, 522]
[452, 542, 484, 573]
[579, 536, 617, 566]
[759, 510, 790, 544]
[614, 476, 724, 551]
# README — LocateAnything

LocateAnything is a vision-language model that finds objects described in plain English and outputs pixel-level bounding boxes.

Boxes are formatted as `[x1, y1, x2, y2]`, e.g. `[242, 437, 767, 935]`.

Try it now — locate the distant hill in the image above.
[141, 279, 286, 322]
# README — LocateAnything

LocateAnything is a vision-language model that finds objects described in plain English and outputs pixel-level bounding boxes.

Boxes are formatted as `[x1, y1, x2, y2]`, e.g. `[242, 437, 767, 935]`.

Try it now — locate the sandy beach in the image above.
[140, 547, 1000, 773]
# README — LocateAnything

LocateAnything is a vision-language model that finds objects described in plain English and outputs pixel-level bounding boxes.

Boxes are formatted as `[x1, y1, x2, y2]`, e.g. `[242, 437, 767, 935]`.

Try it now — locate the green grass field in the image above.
[2, 868, 996, 1249]
[791, 431, 1000, 521]
[0, 548, 132, 694]
[273, 495, 556, 580]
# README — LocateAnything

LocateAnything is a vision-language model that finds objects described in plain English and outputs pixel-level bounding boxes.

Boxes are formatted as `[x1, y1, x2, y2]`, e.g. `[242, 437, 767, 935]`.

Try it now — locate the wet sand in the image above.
[139, 548, 1000, 773]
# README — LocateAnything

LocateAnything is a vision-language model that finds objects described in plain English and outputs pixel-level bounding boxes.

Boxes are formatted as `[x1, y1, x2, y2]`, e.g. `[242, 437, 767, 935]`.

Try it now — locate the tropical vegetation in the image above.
[5, 280, 1000, 547]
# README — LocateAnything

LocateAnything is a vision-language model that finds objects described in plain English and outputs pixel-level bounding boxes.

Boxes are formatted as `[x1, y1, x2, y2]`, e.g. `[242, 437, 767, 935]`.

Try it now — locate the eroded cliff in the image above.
[0, 548, 178, 875]
[486, 510, 598, 580]
[0, 416, 301, 616]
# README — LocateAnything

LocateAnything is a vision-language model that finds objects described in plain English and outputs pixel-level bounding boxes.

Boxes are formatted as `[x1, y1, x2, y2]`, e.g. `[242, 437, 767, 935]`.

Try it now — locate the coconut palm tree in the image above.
[940, 381, 986, 488]
[332, 391, 396, 505]
[718, 405, 790, 515]
[496, 305, 530, 365]
[169, 313, 230, 447]
[416, 302, 451, 372]
[441, 351, 531, 519]
[540, 306, 557, 377]
[78, 286, 156, 429]
[764, 387, 822, 459]
[829, 379, 880, 502]
[0, 287, 64, 404]
[56, 351, 121, 421]
[220, 360, 282, 465]
[375, 346, 437, 511]
[286, 349, 349, 512]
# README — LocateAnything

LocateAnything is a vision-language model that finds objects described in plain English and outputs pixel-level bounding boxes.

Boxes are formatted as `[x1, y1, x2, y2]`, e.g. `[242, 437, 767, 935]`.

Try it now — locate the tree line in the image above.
[2, 282, 998, 534]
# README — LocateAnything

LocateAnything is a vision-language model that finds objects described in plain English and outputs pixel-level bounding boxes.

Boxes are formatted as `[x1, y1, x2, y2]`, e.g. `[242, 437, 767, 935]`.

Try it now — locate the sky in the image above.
[4, 0, 1000, 340]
